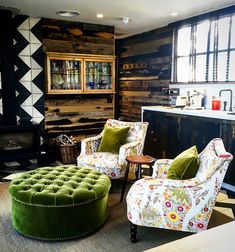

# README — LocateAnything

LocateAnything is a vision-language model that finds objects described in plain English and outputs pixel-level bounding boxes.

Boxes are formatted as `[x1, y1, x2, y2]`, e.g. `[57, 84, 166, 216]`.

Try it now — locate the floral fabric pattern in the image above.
[80, 134, 102, 155]
[76, 152, 122, 178]
[127, 138, 233, 233]
[152, 159, 173, 179]
[77, 119, 148, 179]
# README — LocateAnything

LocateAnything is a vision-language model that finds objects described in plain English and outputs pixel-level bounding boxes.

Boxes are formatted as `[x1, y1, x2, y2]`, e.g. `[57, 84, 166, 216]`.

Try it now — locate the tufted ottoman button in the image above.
[8, 165, 111, 240]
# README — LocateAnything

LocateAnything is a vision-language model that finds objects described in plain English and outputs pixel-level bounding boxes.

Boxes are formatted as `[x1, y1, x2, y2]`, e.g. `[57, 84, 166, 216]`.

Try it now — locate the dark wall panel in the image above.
[116, 26, 173, 121]
[41, 18, 114, 55]
[0, 10, 17, 125]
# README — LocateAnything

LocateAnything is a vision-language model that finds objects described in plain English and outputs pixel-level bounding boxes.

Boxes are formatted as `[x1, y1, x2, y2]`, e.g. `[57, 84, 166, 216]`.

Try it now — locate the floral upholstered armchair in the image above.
[126, 138, 233, 242]
[77, 119, 148, 179]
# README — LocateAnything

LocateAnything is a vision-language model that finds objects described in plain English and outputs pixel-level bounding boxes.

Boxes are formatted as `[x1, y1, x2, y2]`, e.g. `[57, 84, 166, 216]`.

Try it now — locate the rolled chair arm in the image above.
[135, 176, 202, 189]
[118, 141, 142, 165]
[152, 159, 173, 178]
[80, 133, 103, 155]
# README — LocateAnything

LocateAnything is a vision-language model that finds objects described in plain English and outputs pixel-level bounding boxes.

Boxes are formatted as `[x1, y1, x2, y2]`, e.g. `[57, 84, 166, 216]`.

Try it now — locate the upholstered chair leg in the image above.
[130, 222, 137, 243]
[120, 162, 130, 202]
[137, 164, 142, 179]
[149, 164, 153, 176]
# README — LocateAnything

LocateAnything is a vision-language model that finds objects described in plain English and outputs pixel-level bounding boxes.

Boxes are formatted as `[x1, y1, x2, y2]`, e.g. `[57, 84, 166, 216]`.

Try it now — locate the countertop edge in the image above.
[142, 106, 235, 121]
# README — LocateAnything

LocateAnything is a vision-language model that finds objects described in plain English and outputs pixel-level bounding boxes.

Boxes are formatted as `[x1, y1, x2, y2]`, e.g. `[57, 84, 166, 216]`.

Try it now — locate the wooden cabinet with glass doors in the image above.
[46, 52, 115, 94]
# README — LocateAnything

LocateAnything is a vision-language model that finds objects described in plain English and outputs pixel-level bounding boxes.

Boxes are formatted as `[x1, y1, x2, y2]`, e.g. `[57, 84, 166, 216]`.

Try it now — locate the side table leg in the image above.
[130, 222, 137, 243]
[120, 162, 130, 202]
[149, 164, 153, 177]
[137, 164, 142, 179]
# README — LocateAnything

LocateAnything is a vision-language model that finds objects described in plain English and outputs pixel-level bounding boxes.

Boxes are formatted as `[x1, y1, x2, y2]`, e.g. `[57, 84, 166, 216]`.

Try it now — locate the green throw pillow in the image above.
[98, 125, 130, 154]
[167, 146, 199, 180]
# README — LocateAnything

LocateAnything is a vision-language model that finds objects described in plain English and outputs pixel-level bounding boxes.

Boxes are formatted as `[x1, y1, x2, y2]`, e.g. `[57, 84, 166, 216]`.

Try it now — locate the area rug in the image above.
[0, 182, 234, 252]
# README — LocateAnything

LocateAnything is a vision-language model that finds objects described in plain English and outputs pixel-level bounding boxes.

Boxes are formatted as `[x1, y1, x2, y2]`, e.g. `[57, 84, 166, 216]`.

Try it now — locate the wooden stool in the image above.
[120, 155, 155, 202]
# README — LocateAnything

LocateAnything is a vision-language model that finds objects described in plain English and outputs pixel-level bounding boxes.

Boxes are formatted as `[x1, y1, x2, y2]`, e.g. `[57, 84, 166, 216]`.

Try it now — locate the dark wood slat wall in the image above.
[41, 19, 115, 139]
[45, 94, 114, 138]
[116, 26, 173, 121]
[41, 18, 114, 55]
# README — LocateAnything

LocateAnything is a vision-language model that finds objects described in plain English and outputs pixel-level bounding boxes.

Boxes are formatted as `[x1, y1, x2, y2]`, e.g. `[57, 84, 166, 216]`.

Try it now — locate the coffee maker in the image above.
[186, 89, 205, 109]
[168, 88, 187, 108]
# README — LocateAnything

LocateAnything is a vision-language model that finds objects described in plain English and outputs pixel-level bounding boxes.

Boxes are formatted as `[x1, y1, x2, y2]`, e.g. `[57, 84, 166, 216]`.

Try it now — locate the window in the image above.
[172, 7, 235, 83]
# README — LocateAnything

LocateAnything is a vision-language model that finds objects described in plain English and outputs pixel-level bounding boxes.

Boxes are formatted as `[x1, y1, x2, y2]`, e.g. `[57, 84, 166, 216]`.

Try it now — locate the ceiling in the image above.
[0, 0, 234, 38]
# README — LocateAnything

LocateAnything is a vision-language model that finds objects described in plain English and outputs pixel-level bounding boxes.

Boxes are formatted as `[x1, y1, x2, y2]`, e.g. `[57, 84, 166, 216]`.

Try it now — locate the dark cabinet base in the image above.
[143, 110, 235, 187]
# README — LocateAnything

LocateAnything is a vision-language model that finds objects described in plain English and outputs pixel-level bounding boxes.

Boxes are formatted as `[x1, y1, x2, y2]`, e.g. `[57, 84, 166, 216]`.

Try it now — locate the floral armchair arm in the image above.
[80, 133, 103, 155]
[139, 176, 202, 188]
[152, 159, 173, 178]
[118, 140, 142, 165]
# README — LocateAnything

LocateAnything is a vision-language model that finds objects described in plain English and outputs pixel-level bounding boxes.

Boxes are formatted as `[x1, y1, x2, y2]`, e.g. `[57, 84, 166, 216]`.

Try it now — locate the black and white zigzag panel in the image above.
[13, 15, 44, 124]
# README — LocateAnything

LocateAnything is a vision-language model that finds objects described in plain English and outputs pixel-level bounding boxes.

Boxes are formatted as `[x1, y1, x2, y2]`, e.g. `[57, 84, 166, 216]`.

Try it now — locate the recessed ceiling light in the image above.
[97, 13, 104, 18]
[56, 10, 80, 17]
[122, 17, 130, 25]
[170, 12, 179, 17]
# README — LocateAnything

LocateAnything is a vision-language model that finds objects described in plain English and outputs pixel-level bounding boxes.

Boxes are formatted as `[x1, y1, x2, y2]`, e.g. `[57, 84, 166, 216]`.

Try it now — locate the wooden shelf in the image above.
[120, 76, 159, 81]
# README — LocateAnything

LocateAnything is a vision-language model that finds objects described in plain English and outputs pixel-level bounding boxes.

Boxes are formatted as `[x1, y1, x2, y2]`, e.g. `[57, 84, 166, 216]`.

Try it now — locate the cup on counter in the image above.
[212, 100, 221, 110]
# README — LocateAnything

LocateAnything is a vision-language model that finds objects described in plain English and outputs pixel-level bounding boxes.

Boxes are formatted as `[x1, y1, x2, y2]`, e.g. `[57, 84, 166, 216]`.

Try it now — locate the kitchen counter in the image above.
[142, 106, 235, 190]
[142, 106, 235, 121]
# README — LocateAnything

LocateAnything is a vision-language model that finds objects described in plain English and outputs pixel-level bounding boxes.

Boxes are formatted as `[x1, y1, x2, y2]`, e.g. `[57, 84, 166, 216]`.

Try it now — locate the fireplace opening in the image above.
[0, 124, 40, 163]
[0, 132, 34, 150]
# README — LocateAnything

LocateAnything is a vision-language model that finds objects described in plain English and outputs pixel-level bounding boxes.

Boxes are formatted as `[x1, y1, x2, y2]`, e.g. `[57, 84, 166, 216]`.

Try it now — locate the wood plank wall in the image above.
[116, 26, 173, 121]
[41, 18, 115, 140]
[45, 94, 114, 138]
[41, 18, 114, 54]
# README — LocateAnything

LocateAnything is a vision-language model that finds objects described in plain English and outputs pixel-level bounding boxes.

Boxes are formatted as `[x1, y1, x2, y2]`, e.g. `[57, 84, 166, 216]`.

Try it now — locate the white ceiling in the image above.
[0, 0, 234, 38]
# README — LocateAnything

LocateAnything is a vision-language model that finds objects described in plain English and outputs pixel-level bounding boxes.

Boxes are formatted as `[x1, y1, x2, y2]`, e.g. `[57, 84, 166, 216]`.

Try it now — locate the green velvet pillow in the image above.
[167, 146, 199, 180]
[98, 125, 130, 154]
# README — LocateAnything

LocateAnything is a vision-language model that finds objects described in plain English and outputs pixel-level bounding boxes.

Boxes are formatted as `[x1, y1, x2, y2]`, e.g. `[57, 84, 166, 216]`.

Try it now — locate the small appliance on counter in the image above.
[170, 96, 188, 107]
[184, 89, 206, 110]
[168, 88, 187, 108]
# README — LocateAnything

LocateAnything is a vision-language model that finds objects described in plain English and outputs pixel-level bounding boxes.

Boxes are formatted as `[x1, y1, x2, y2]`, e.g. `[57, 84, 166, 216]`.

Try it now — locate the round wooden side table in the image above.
[120, 155, 155, 202]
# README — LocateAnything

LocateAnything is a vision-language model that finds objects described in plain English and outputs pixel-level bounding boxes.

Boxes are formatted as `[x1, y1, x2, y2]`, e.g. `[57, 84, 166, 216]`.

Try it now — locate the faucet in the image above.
[219, 89, 233, 112]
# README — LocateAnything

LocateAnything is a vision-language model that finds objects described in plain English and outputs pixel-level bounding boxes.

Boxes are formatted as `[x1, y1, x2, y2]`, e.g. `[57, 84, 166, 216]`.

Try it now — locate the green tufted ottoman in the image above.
[8, 166, 111, 240]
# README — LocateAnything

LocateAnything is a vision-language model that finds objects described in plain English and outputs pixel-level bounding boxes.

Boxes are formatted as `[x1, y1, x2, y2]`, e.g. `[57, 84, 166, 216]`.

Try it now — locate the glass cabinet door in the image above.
[46, 53, 115, 94]
[49, 59, 82, 93]
[84, 60, 114, 92]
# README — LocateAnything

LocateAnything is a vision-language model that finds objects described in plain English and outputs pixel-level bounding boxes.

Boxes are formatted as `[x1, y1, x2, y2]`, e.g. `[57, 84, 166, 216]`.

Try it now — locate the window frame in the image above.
[171, 5, 235, 84]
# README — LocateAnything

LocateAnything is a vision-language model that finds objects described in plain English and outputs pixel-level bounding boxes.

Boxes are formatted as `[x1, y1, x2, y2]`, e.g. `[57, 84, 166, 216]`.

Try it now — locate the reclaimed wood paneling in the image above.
[43, 38, 114, 55]
[42, 19, 115, 140]
[116, 26, 173, 121]
[120, 38, 172, 58]
[44, 95, 114, 138]
[41, 18, 114, 55]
